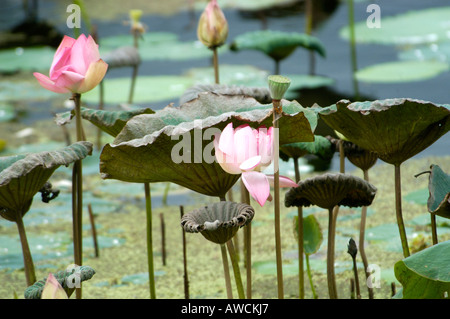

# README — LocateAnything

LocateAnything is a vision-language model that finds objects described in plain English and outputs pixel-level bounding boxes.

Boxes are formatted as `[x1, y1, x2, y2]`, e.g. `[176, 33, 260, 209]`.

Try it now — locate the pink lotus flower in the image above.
[214, 123, 297, 206]
[197, 0, 228, 49]
[41, 273, 68, 299]
[34, 34, 108, 94]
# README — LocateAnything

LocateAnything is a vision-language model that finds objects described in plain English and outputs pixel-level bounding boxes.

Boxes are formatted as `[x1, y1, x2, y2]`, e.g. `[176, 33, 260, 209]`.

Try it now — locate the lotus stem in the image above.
[160, 212, 166, 266]
[305, 254, 317, 299]
[180, 206, 190, 299]
[16, 212, 36, 286]
[360, 169, 374, 298]
[97, 81, 104, 151]
[213, 47, 219, 84]
[220, 243, 233, 299]
[274, 60, 280, 75]
[327, 207, 338, 299]
[305, 0, 315, 75]
[347, 0, 360, 100]
[72, 93, 84, 299]
[294, 157, 304, 299]
[431, 214, 438, 245]
[144, 182, 156, 299]
[348, 238, 361, 299]
[394, 164, 410, 258]
[339, 139, 345, 174]
[128, 64, 138, 104]
[241, 180, 252, 299]
[87, 204, 99, 258]
[227, 240, 246, 299]
[273, 99, 284, 299]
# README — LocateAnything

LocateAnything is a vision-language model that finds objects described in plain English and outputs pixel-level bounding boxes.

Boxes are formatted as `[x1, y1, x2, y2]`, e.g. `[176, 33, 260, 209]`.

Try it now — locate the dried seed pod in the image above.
[181, 201, 255, 244]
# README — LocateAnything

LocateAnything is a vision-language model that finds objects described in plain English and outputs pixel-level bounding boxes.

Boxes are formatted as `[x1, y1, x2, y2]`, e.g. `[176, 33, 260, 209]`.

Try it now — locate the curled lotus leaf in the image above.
[285, 173, 377, 210]
[327, 136, 378, 171]
[0, 142, 93, 221]
[102, 46, 141, 69]
[181, 201, 255, 244]
[55, 106, 155, 137]
[100, 92, 316, 198]
[424, 165, 450, 219]
[315, 98, 450, 166]
[24, 265, 96, 299]
[280, 135, 335, 161]
[230, 30, 326, 61]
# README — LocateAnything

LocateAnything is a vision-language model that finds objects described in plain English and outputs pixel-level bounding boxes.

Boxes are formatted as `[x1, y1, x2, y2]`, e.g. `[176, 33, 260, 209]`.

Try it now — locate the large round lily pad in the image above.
[315, 98, 450, 166]
[0, 46, 55, 73]
[355, 60, 449, 83]
[340, 6, 450, 46]
[100, 93, 317, 198]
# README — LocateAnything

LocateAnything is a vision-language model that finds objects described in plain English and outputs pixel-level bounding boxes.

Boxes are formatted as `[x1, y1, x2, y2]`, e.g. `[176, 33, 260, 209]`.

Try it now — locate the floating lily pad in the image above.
[398, 42, 450, 63]
[395, 240, 450, 299]
[0, 46, 55, 73]
[82, 75, 194, 105]
[355, 60, 449, 83]
[100, 93, 317, 198]
[230, 30, 326, 61]
[0, 103, 15, 122]
[340, 6, 450, 46]
[0, 81, 55, 102]
[315, 98, 450, 166]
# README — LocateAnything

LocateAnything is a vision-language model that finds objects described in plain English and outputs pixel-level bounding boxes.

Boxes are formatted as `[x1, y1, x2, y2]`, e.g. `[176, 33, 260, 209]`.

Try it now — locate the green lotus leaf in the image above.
[55, 106, 155, 137]
[181, 201, 255, 244]
[0, 81, 55, 102]
[280, 135, 335, 161]
[355, 60, 449, 83]
[0, 141, 93, 220]
[0, 103, 15, 122]
[24, 265, 96, 299]
[394, 240, 450, 299]
[315, 98, 450, 166]
[398, 42, 450, 63]
[293, 214, 323, 255]
[426, 165, 450, 219]
[230, 30, 326, 61]
[340, 6, 450, 46]
[100, 93, 316, 198]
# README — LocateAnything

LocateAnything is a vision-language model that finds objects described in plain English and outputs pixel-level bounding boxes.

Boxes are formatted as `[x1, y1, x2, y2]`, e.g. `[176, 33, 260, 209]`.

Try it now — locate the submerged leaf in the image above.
[100, 93, 316, 198]
[0, 142, 93, 220]
[181, 201, 255, 244]
[394, 240, 450, 299]
[315, 98, 450, 166]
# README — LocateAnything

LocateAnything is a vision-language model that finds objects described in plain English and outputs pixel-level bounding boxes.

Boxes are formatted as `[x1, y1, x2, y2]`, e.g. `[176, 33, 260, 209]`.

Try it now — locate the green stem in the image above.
[180, 206, 190, 299]
[360, 169, 374, 299]
[213, 47, 219, 84]
[273, 100, 284, 299]
[241, 180, 252, 299]
[220, 243, 233, 299]
[431, 214, 438, 245]
[227, 240, 245, 299]
[327, 207, 338, 299]
[294, 157, 304, 299]
[351, 255, 361, 299]
[72, 93, 84, 299]
[348, 0, 360, 100]
[305, 254, 317, 299]
[144, 182, 156, 299]
[16, 212, 36, 286]
[305, 0, 315, 75]
[394, 164, 410, 258]
[274, 60, 280, 75]
[339, 139, 345, 174]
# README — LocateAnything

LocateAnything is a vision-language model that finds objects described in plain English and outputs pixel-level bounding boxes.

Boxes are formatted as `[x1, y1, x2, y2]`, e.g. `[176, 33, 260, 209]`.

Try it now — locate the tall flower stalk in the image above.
[33, 34, 107, 298]
[268, 75, 291, 299]
[197, 0, 228, 84]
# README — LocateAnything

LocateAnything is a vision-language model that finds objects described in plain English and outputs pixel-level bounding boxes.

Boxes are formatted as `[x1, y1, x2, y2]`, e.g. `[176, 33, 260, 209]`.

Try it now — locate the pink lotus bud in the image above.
[34, 34, 108, 94]
[41, 273, 68, 299]
[197, 0, 228, 49]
